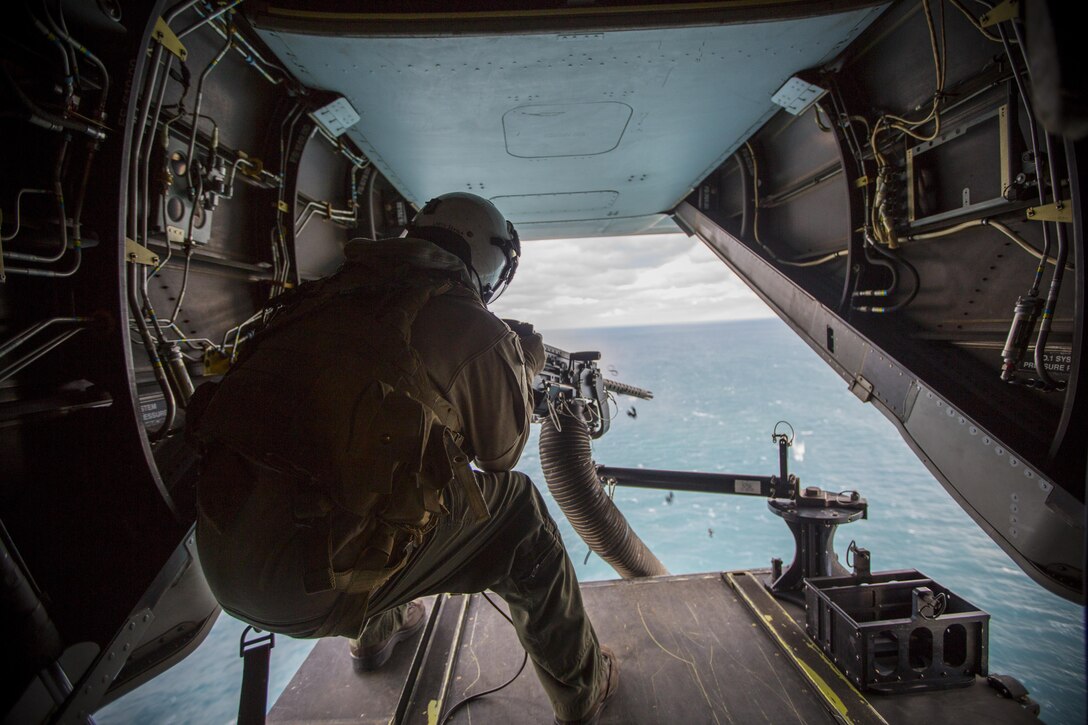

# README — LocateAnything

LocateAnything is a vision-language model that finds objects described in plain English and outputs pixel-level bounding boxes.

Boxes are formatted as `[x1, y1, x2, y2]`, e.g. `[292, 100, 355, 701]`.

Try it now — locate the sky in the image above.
[489, 232, 774, 329]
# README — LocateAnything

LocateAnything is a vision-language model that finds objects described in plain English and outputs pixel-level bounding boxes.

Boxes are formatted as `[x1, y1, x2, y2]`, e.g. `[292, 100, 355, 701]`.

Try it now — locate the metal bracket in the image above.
[151, 17, 187, 61]
[276, 200, 290, 213]
[125, 238, 160, 266]
[849, 374, 873, 402]
[1025, 200, 1073, 223]
[980, 0, 1019, 28]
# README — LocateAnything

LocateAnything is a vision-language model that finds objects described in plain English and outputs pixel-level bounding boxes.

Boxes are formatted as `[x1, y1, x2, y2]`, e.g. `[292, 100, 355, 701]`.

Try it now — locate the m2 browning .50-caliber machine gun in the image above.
[531, 344, 653, 439]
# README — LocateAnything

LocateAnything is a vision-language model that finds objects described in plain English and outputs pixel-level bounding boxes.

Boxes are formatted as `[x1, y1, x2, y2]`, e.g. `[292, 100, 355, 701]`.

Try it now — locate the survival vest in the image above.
[188, 260, 489, 595]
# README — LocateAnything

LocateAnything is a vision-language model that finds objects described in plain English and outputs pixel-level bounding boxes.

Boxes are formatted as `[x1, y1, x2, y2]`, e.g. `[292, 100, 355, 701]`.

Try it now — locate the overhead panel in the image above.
[256, 6, 884, 239]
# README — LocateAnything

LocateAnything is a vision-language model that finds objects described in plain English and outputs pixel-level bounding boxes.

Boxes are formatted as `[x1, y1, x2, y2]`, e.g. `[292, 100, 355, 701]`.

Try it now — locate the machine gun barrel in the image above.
[604, 379, 653, 400]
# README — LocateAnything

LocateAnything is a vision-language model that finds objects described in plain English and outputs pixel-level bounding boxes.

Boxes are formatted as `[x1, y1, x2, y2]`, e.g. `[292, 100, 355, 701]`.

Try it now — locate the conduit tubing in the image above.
[540, 409, 668, 579]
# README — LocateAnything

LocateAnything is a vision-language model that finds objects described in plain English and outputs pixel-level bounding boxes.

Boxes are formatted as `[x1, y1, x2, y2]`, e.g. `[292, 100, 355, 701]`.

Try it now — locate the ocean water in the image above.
[98, 318, 1086, 724]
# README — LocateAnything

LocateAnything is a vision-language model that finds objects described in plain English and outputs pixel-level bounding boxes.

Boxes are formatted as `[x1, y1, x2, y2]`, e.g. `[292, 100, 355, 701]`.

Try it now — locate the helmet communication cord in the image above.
[438, 592, 529, 724]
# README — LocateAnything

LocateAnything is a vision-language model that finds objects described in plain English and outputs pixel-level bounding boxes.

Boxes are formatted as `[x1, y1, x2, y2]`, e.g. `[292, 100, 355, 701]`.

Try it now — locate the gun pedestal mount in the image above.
[763, 424, 868, 604]
[595, 421, 868, 604]
[765, 486, 868, 604]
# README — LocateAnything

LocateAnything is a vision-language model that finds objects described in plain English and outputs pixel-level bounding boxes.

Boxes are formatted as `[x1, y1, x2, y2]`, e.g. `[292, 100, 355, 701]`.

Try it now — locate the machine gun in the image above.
[531, 343, 653, 439]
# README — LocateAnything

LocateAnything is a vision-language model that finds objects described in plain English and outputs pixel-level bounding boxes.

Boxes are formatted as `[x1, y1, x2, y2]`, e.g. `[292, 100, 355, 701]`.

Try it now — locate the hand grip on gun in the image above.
[531, 344, 652, 439]
[503, 319, 544, 376]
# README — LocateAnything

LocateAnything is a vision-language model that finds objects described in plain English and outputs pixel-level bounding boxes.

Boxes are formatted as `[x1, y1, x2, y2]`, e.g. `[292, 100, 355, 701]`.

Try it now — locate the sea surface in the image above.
[99, 318, 1086, 724]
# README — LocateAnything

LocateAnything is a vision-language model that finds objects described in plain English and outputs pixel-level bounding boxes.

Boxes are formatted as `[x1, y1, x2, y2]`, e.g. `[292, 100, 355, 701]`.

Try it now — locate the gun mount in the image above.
[531, 344, 653, 439]
[596, 421, 868, 602]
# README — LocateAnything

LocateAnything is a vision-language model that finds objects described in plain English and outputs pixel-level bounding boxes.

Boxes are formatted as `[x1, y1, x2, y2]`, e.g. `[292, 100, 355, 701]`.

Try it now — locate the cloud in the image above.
[490, 232, 773, 329]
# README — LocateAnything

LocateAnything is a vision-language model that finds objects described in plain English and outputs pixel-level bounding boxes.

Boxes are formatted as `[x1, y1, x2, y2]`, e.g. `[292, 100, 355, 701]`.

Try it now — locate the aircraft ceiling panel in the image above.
[257, 6, 884, 239]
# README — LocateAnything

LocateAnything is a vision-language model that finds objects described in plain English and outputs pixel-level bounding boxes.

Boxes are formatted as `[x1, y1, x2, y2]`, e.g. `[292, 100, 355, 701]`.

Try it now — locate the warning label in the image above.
[140, 398, 167, 427]
[1018, 351, 1073, 376]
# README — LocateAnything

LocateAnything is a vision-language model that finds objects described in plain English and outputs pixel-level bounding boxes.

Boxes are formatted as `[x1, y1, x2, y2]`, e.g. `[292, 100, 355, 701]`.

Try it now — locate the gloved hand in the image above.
[503, 319, 545, 377]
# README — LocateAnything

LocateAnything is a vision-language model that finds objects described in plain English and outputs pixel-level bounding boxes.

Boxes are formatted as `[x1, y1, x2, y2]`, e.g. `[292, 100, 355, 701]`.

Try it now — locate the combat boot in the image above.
[349, 600, 427, 672]
[554, 645, 619, 724]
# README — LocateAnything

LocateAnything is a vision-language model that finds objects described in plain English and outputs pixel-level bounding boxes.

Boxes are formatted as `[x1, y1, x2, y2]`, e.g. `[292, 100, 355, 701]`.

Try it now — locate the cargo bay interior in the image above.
[1, 1, 1082, 722]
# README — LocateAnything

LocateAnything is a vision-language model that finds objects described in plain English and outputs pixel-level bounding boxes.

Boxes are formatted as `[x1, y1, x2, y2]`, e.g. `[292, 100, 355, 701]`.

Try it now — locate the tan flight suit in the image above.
[195, 238, 606, 720]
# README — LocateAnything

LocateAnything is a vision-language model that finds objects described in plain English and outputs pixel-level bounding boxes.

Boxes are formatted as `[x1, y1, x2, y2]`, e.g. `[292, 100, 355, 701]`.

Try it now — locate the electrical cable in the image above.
[438, 592, 529, 725]
[948, 0, 1004, 42]
[903, 218, 1074, 269]
[867, 0, 946, 249]
[742, 141, 848, 269]
[813, 103, 832, 133]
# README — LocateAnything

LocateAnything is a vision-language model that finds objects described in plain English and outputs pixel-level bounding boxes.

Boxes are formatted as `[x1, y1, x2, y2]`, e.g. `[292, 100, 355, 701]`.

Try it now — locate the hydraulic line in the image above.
[0, 327, 84, 383]
[1, 189, 50, 242]
[366, 165, 379, 240]
[177, 0, 243, 38]
[540, 408, 667, 579]
[140, 54, 176, 276]
[37, 0, 109, 107]
[128, 264, 176, 440]
[28, 9, 72, 102]
[853, 224, 921, 314]
[183, 18, 234, 180]
[4, 248, 81, 278]
[2, 138, 69, 264]
[0, 316, 93, 358]
[737, 150, 751, 241]
[999, 24, 1052, 297]
[1033, 133, 1070, 390]
[133, 0, 197, 191]
[1010, 19, 1069, 390]
[51, 0, 80, 91]
[0, 65, 104, 140]
[130, 45, 165, 246]
[192, 3, 287, 85]
[995, 20, 1068, 386]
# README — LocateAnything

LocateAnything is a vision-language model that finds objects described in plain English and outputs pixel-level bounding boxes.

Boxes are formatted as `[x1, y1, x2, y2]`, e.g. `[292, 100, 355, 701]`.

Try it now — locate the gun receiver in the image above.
[531, 343, 653, 439]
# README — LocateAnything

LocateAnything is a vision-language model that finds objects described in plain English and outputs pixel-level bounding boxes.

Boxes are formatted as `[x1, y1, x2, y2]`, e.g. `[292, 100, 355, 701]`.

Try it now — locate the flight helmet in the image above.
[407, 192, 520, 302]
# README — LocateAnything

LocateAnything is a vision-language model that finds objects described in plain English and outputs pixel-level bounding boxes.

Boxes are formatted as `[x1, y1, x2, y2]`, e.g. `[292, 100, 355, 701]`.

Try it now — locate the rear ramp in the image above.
[269, 573, 1038, 723]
